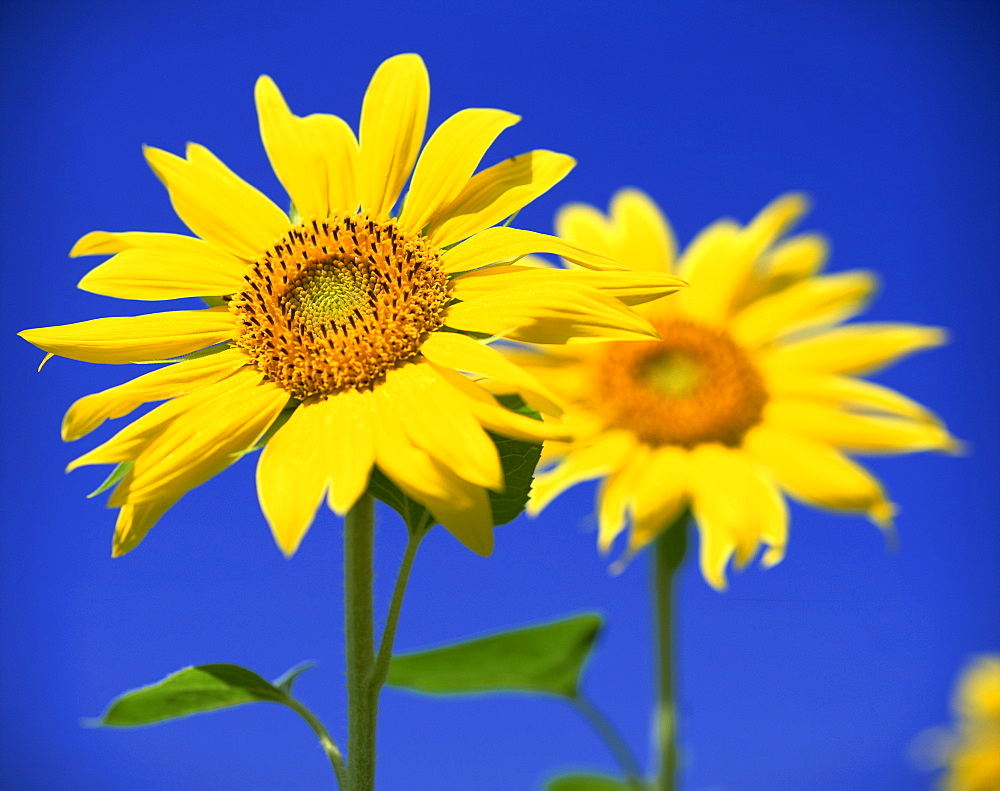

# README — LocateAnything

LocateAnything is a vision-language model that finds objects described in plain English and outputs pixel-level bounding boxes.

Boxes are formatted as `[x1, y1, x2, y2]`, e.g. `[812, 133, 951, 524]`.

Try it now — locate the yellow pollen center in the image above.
[231, 214, 448, 400]
[589, 318, 768, 447]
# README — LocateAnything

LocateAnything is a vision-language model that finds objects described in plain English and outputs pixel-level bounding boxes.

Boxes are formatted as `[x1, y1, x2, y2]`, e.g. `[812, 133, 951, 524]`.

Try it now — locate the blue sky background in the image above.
[1, 1, 997, 789]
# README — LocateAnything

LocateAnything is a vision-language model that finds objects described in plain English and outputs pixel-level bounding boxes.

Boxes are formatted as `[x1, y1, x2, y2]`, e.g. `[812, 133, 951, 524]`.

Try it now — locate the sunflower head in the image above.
[518, 188, 957, 589]
[18, 57, 685, 559]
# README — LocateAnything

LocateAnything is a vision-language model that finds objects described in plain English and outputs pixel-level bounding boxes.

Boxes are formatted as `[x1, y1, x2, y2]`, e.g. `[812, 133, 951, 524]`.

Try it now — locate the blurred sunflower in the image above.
[19, 56, 682, 559]
[516, 189, 957, 588]
[941, 655, 1000, 791]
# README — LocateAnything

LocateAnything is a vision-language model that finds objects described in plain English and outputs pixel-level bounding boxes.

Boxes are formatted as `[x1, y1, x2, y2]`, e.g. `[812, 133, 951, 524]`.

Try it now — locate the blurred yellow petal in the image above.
[555, 203, 616, 259]
[765, 399, 958, 454]
[607, 189, 677, 273]
[111, 373, 288, 506]
[77, 234, 247, 300]
[742, 192, 809, 259]
[19, 308, 235, 364]
[687, 444, 788, 589]
[255, 75, 359, 218]
[381, 363, 503, 490]
[628, 445, 690, 551]
[399, 108, 520, 233]
[674, 221, 750, 324]
[597, 444, 651, 552]
[62, 348, 246, 441]
[765, 372, 944, 425]
[371, 388, 493, 555]
[144, 144, 289, 260]
[440, 226, 626, 273]
[428, 150, 575, 248]
[760, 323, 947, 376]
[743, 424, 895, 526]
[358, 53, 429, 217]
[421, 330, 563, 416]
[761, 233, 828, 285]
[731, 271, 877, 349]
[450, 264, 685, 308]
[445, 283, 659, 344]
[529, 431, 636, 515]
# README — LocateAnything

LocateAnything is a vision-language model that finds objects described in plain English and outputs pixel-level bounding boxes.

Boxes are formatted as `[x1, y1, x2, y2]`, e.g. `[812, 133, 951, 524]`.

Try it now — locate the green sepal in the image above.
[88, 461, 133, 498]
[200, 295, 227, 308]
[545, 775, 637, 790]
[91, 662, 315, 728]
[273, 661, 316, 696]
[366, 393, 542, 536]
[289, 201, 301, 225]
[387, 613, 602, 698]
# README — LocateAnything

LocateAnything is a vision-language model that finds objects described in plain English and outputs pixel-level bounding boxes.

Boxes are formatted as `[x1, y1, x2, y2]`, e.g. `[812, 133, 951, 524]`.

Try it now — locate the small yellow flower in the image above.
[942, 656, 1000, 791]
[19, 57, 683, 559]
[515, 189, 957, 588]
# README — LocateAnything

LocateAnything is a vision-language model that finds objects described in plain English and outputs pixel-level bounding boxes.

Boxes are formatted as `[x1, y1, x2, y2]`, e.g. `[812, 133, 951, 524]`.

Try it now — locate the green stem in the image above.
[368, 531, 423, 690]
[344, 495, 377, 791]
[286, 698, 348, 788]
[571, 695, 644, 788]
[653, 512, 688, 791]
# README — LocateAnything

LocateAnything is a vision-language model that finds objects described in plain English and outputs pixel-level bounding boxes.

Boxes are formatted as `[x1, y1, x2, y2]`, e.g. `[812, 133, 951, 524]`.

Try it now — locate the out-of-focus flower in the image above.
[515, 189, 956, 588]
[18, 58, 683, 559]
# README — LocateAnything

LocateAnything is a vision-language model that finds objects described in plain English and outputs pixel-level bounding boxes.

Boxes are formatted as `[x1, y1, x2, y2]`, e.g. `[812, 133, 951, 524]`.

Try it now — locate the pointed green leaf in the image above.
[88, 461, 133, 498]
[387, 613, 602, 698]
[273, 661, 315, 696]
[367, 393, 542, 533]
[546, 775, 634, 790]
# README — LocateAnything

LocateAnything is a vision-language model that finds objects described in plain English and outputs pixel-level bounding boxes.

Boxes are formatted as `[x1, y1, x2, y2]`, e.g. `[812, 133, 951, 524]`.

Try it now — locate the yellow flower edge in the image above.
[511, 188, 958, 589]
[942, 655, 1000, 791]
[18, 55, 685, 559]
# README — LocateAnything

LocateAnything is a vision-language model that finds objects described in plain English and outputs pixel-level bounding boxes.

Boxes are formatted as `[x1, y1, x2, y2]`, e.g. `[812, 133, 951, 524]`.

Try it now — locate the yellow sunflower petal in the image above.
[687, 444, 788, 590]
[444, 282, 659, 344]
[674, 220, 749, 324]
[765, 399, 957, 454]
[420, 330, 563, 416]
[450, 264, 685, 307]
[323, 389, 377, 515]
[62, 348, 247, 441]
[743, 423, 895, 527]
[19, 308, 236, 365]
[380, 363, 503, 490]
[112, 495, 180, 558]
[555, 203, 615, 259]
[762, 233, 828, 284]
[256, 401, 334, 557]
[765, 372, 944, 425]
[399, 108, 520, 233]
[430, 364, 571, 443]
[607, 189, 677, 273]
[144, 144, 289, 260]
[730, 270, 877, 349]
[597, 444, 651, 552]
[440, 226, 627, 273]
[111, 373, 288, 506]
[76, 233, 246, 301]
[742, 193, 809, 258]
[759, 323, 947, 376]
[427, 150, 575, 248]
[529, 430, 637, 515]
[358, 53, 429, 218]
[255, 75, 360, 218]
[627, 445, 690, 551]
[371, 387, 493, 555]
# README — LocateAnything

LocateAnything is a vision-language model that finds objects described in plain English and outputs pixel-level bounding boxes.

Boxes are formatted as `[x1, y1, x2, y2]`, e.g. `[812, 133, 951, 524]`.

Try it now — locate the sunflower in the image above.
[940, 656, 1000, 791]
[19, 56, 683, 559]
[515, 189, 957, 589]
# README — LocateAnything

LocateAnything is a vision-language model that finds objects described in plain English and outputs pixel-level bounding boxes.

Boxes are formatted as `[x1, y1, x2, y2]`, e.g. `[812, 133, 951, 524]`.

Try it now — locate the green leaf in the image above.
[88, 461, 133, 498]
[273, 661, 315, 696]
[367, 393, 542, 534]
[545, 775, 633, 791]
[387, 613, 602, 698]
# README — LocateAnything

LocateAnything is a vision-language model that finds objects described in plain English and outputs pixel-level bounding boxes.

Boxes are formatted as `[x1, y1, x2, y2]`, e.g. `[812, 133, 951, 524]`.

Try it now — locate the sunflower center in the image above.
[231, 214, 448, 400]
[589, 318, 767, 447]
